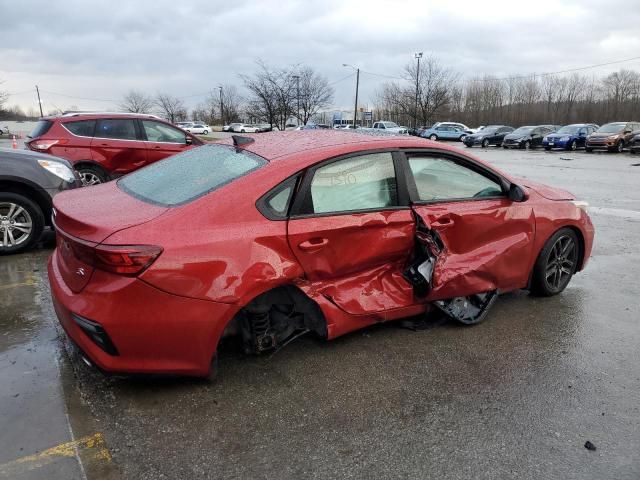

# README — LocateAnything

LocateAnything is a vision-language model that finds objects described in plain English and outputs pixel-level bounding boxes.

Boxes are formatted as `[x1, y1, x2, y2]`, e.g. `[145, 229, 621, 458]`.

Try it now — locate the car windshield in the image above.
[511, 127, 534, 135]
[597, 123, 625, 133]
[384, 122, 399, 128]
[118, 144, 267, 206]
[480, 127, 498, 134]
[556, 126, 580, 134]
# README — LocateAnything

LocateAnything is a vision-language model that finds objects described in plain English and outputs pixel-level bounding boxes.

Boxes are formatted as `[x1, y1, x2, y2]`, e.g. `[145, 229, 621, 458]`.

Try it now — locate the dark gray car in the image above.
[0, 148, 80, 254]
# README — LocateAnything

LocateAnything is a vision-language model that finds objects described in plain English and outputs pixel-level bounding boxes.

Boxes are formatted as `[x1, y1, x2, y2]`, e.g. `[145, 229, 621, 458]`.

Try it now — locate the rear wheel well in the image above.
[74, 161, 109, 177]
[218, 285, 327, 355]
[0, 180, 51, 226]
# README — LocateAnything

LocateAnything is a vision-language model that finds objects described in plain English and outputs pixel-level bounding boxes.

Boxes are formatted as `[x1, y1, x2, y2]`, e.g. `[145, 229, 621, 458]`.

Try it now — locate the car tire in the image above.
[523, 140, 531, 150]
[585, 147, 593, 153]
[502, 144, 508, 149]
[203, 130, 208, 135]
[76, 165, 108, 186]
[530, 227, 579, 297]
[241, 129, 246, 133]
[569, 140, 577, 151]
[0, 192, 45, 255]
[459, 135, 466, 142]
[615, 140, 624, 153]
[544, 146, 551, 151]
[482, 139, 489, 148]
[429, 134, 437, 141]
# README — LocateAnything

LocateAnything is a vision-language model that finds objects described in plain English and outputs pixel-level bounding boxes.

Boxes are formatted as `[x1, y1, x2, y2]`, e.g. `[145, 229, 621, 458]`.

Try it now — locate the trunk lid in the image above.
[52, 181, 168, 292]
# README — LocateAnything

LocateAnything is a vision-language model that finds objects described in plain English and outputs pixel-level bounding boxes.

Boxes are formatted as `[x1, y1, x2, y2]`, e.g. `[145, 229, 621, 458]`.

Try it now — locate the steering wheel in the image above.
[473, 187, 501, 198]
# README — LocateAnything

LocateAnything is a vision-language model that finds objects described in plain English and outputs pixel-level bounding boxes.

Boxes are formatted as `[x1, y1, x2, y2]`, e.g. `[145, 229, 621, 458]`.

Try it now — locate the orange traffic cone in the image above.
[12, 135, 17, 149]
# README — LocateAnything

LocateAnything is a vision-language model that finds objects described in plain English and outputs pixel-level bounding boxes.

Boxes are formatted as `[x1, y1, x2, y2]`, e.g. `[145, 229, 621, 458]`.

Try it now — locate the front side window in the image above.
[95, 119, 137, 140]
[408, 156, 504, 202]
[142, 120, 187, 143]
[306, 152, 398, 214]
[118, 144, 267, 206]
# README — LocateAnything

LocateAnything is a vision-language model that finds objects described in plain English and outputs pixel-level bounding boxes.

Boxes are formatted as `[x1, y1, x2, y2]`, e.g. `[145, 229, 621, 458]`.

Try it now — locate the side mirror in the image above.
[508, 184, 528, 202]
[624, 129, 632, 134]
[185, 136, 192, 145]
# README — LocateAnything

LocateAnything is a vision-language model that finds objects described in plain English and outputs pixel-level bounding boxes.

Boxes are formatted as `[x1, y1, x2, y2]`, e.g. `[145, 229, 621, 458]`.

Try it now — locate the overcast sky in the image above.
[1, 0, 639, 115]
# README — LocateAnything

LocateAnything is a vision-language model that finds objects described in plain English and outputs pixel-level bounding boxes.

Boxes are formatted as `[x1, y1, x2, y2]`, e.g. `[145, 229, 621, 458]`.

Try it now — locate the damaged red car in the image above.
[48, 131, 594, 378]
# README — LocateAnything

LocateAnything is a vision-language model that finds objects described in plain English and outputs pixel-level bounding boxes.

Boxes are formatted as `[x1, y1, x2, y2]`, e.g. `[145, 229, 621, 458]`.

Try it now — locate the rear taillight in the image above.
[93, 245, 163, 276]
[28, 138, 68, 151]
[59, 232, 162, 276]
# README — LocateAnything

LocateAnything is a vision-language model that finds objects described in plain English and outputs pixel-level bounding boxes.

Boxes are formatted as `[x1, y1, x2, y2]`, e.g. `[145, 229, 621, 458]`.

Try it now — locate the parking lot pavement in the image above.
[1, 147, 639, 479]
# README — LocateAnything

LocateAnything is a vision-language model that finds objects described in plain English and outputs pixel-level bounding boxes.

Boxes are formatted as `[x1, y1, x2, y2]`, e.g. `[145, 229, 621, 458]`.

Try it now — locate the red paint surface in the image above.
[48, 132, 595, 376]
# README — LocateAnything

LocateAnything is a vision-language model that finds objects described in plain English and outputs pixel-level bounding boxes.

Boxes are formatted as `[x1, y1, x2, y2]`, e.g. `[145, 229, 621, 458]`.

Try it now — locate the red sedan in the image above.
[48, 132, 594, 378]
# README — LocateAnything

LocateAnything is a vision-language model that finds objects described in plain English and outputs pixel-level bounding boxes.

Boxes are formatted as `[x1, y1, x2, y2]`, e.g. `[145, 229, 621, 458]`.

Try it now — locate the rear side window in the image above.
[29, 120, 53, 138]
[306, 152, 397, 214]
[64, 120, 96, 137]
[95, 119, 137, 140]
[118, 144, 267, 206]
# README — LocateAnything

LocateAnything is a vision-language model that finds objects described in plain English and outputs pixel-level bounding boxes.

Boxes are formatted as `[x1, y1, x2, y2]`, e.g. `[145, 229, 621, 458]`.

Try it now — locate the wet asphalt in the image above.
[1, 145, 639, 479]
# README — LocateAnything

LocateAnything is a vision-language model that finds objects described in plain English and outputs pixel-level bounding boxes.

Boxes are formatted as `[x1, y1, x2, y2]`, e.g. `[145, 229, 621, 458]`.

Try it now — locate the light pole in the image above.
[292, 75, 300, 125]
[414, 52, 423, 129]
[343, 64, 360, 128]
[35, 85, 43, 117]
[218, 86, 224, 127]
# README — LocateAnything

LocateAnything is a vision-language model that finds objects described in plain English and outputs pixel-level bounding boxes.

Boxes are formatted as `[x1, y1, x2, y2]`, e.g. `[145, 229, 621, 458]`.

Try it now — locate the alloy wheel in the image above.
[79, 171, 102, 186]
[570, 140, 577, 151]
[544, 234, 577, 292]
[0, 202, 33, 248]
[482, 139, 489, 148]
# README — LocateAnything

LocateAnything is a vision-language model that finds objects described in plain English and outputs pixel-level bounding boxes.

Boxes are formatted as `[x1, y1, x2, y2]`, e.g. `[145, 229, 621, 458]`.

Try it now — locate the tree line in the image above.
[374, 56, 640, 128]
[2, 58, 639, 128]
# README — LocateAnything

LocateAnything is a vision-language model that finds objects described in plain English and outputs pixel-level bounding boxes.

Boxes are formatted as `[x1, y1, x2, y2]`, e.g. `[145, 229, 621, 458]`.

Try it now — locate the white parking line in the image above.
[589, 206, 640, 220]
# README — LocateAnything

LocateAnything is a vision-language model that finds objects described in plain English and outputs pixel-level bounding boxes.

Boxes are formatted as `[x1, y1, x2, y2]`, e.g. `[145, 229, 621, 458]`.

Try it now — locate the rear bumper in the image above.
[48, 249, 240, 377]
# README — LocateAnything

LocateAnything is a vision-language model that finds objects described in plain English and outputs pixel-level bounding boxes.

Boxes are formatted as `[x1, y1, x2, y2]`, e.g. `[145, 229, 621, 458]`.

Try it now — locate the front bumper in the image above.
[543, 138, 569, 149]
[48, 249, 239, 376]
[586, 139, 617, 149]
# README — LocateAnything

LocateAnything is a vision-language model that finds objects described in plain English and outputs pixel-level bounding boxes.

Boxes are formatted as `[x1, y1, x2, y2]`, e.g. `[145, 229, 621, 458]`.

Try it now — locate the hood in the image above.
[53, 181, 169, 243]
[512, 177, 575, 201]
[590, 131, 620, 138]
[504, 133, 526, 140]
[545, 133, 566, 139]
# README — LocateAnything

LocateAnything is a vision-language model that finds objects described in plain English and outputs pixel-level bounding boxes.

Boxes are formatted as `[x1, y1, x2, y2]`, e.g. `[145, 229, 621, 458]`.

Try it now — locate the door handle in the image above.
[431, 216, 454, 229]
[298, 238, 329, 251]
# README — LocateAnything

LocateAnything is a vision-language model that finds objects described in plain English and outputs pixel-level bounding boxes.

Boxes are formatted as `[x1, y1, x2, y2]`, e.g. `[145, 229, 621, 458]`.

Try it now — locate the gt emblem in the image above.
[76, 267, 86, 277]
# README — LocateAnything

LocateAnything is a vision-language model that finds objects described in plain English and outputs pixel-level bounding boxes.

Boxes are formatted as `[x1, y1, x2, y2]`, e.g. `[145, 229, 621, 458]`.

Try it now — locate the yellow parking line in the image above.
[0, 433, 111, 477]
[0, 279, 37, 291]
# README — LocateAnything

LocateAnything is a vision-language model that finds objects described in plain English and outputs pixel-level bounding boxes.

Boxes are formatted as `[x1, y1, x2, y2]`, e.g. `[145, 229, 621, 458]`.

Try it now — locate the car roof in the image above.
[220, 131, 475, 165]
[45, 112, 163, 122]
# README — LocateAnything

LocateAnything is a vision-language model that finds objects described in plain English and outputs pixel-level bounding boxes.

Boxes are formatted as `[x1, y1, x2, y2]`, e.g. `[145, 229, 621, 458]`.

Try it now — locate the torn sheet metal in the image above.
[402, 214, 443, 297]
[434, 291, 498, 325]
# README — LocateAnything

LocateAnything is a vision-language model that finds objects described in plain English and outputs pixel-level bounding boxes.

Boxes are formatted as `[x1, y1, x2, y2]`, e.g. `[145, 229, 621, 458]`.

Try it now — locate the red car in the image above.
[26, 112, 203, 186]
[48, 132, 594, 378]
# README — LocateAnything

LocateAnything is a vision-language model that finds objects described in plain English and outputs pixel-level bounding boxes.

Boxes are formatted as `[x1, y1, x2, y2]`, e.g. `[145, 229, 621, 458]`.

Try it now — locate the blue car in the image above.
[421, 125, 470, 142]
[543, 124, 598, 151]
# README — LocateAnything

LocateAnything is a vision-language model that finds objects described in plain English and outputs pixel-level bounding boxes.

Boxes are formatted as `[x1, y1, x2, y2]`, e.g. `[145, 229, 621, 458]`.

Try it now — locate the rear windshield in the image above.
[29, 120, 53, 138]
[118, 144, 267, 206]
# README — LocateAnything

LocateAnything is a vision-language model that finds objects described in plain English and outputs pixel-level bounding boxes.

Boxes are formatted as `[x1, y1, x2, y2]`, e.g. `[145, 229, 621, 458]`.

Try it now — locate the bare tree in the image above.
[220, 85, 242, 124]
[0, 79, 9, 111]
[241, 61, 296, 130]
[405, 56, 458, 126]
[294, 67, 334, 125]
[120, 90, 154, 113]
[154, 93, 187, 123]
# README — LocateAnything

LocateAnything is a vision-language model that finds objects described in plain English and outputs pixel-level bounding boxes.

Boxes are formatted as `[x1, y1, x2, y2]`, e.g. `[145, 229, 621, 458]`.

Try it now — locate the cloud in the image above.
[1, 0, 639, 113]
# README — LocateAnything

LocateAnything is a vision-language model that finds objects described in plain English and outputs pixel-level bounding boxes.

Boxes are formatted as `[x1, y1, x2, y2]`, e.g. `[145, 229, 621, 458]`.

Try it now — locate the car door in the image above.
[91, 118, 148, 176]
[531, 128, 544, 147]
[577, 127, 588, 147]
[403, 152, 535, 300]
[140, 120, 197, 164]
[287, 151, 416, 316]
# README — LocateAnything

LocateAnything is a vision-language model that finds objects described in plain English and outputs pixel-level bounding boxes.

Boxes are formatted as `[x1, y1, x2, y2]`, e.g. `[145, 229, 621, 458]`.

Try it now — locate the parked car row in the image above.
[222, 123, 273, 133]
[176, 122, 210, 135]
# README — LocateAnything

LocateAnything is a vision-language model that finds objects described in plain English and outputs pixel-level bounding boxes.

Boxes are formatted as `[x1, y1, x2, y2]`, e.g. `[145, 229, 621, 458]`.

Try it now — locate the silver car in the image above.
[0, 148, 80, 254]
